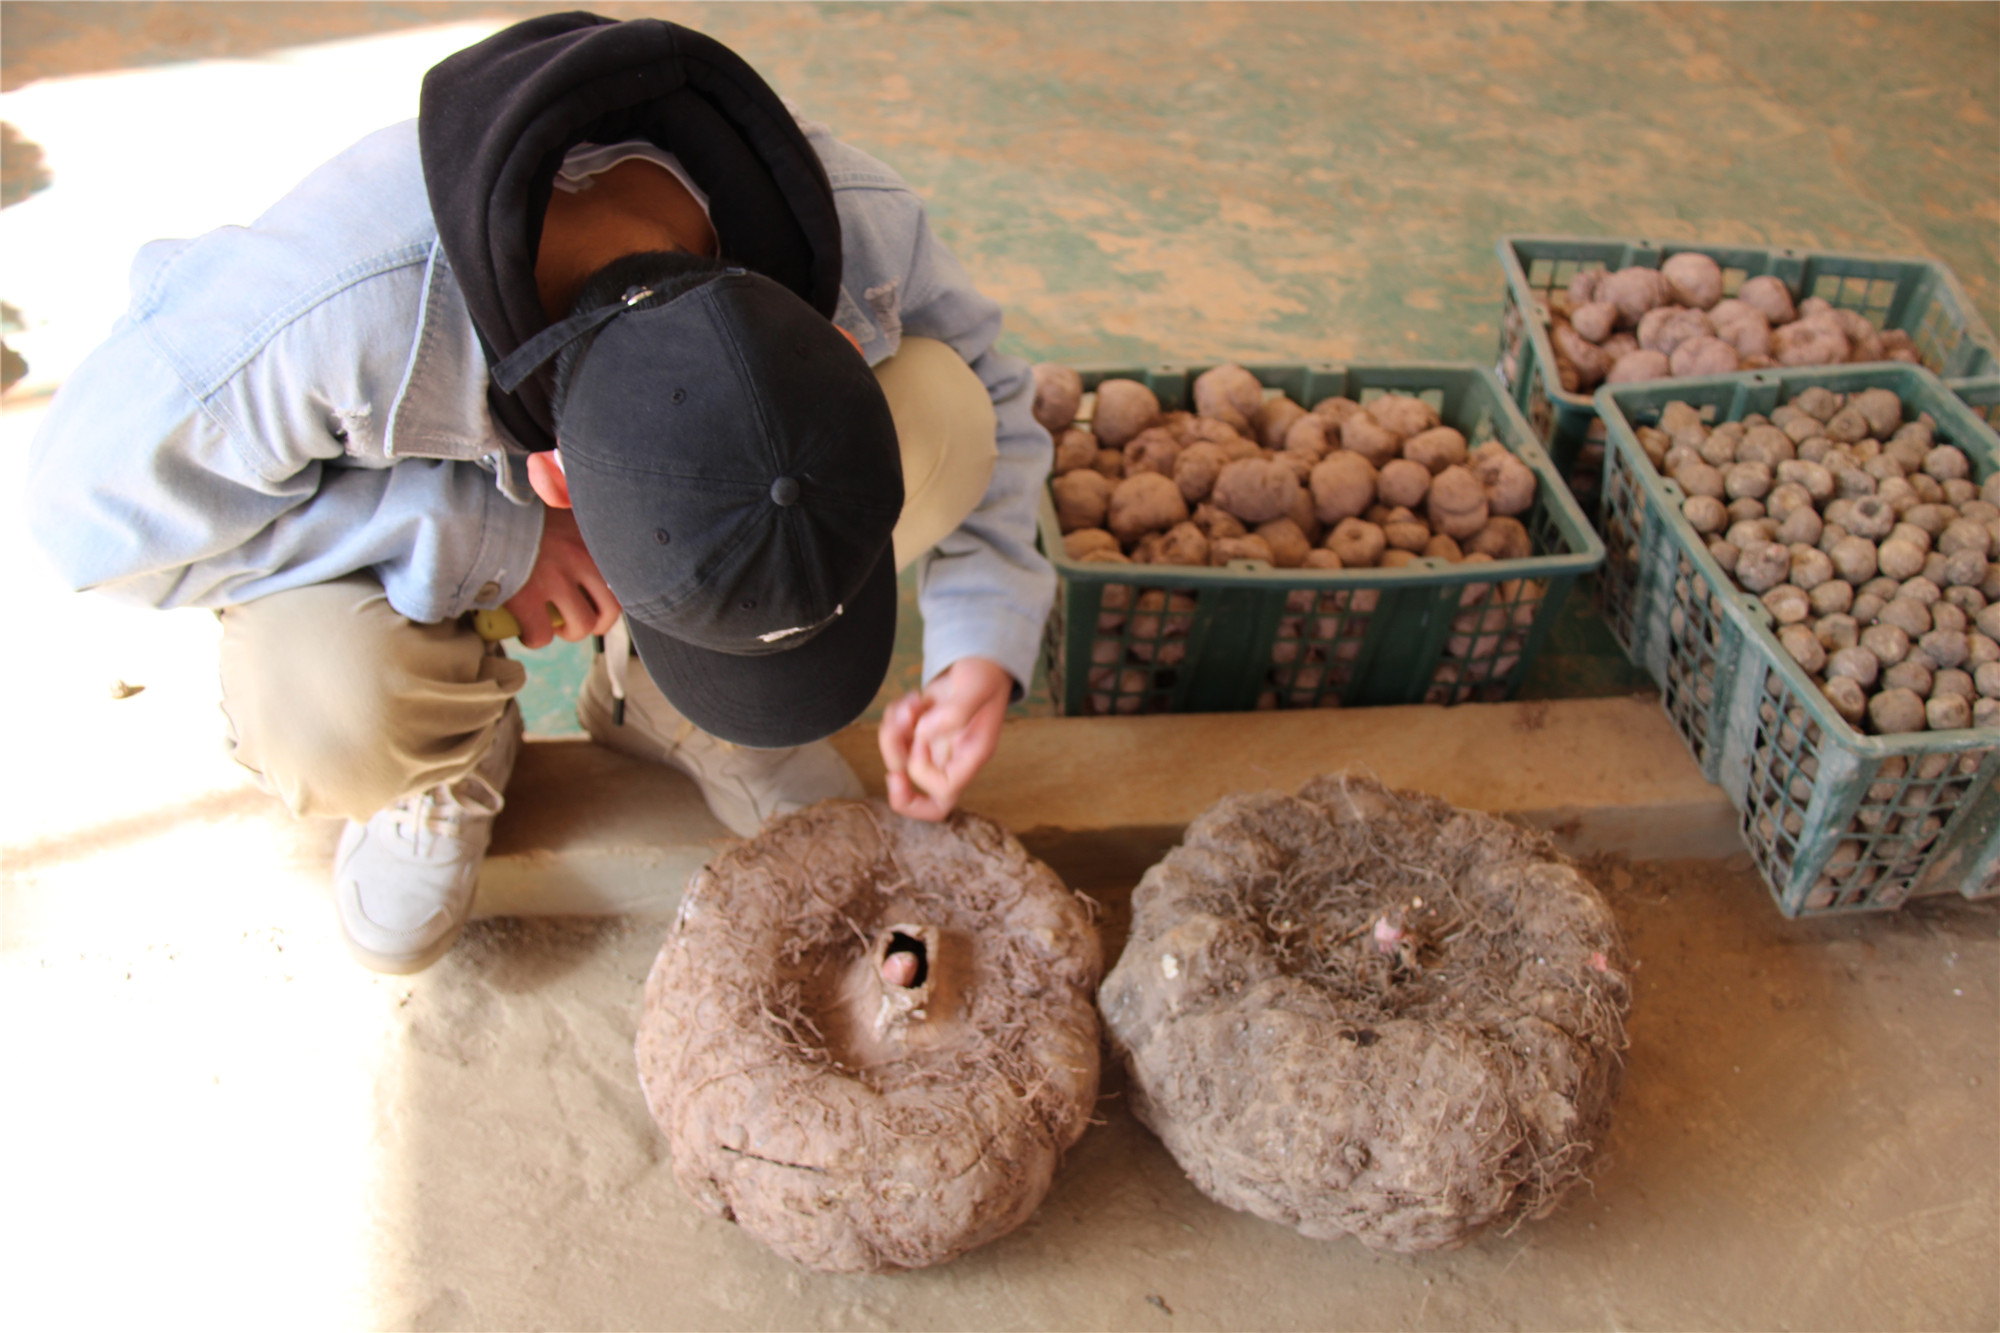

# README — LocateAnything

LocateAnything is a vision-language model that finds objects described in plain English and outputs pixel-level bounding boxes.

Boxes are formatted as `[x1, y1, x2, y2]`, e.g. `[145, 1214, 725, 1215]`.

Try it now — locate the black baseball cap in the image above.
[495, 267, 903, 748]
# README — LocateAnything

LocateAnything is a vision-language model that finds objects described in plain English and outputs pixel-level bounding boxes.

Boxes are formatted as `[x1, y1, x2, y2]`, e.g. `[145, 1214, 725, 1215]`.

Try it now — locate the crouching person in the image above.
[25, 13, 1054, 974]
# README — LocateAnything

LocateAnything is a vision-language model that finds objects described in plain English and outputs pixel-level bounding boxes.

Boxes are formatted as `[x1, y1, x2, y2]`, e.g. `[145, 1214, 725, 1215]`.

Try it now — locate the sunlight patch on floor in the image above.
[0, 21, 503, 396]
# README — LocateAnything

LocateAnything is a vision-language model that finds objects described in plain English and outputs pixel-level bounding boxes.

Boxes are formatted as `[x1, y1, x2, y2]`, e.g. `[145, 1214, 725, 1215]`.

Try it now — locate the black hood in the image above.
[418, 12, 843, 450]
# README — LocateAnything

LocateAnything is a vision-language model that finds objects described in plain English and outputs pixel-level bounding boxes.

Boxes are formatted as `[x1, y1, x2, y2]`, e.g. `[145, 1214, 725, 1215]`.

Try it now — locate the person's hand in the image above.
[504, 505, 621, 648]
[878, 657, 1014, 821]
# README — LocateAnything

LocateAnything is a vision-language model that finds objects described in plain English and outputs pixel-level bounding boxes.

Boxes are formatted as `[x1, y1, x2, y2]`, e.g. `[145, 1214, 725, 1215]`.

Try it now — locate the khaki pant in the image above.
[219, 337, 995, 822]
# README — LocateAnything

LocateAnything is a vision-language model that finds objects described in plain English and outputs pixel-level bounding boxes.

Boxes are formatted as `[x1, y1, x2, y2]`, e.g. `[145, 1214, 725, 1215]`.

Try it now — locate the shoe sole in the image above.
[340, 911, 472, 976]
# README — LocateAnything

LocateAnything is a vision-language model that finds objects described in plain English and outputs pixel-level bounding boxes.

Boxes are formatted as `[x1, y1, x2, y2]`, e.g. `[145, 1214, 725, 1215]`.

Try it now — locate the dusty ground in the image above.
[11, 757, 1994, 1331]
[20, 849, 1988, 1330]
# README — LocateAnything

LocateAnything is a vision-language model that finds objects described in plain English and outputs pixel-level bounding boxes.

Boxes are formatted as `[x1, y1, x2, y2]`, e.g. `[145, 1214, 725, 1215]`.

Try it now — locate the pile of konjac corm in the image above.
[1543, 253, 1923, 393]
[1639, 385, 2000, 733]
[1033, 363, 1542, 573]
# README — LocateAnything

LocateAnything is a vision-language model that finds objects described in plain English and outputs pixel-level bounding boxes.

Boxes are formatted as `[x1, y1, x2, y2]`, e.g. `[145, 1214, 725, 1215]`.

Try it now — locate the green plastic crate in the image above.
[1592, 364, 2000, 914]
[1037, 362, 1604, 716]
[1496, 235, 2000, 515]
[1952, 375, 2000, 432]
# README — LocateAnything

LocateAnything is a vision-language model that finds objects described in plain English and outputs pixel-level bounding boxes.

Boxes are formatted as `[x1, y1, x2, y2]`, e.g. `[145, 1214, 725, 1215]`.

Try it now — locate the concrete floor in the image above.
[4, 3, 1998, 1329]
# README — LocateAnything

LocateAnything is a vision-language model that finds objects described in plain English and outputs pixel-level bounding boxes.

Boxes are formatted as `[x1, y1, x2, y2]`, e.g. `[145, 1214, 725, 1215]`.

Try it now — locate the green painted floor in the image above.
[5, 1, 1995, 734]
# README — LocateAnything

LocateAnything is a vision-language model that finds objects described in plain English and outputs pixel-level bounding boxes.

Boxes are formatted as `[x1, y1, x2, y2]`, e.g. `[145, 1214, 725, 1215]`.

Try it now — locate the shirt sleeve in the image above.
[833, 174, 1057, 696]
[24, 306, 544, 623]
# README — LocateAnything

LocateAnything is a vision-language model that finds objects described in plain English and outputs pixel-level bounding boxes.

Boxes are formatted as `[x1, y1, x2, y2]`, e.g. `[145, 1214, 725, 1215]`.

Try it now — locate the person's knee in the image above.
[220, 580, 508, 816]
[880, 338, 998, 569]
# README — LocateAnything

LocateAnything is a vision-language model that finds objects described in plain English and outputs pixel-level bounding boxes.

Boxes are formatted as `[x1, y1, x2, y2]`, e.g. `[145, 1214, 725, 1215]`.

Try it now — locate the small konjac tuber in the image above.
[1365, 393, 1441, 439]
[1607, 349, 1671, 383]
[1376, 458, 1431, 509]
[1403, 426, 1469, 475]
[1603, 266, 1669, 326]
[1254, 395, 1308, 450]
[1122, 426, 1181, 478]
[1341, 413, 1403, 467]
[1669, 336, 1740, 377]
[1108, 471, 1189, 544]
[1192, 364, 1265, 429]
[1053, 469, 1115, 533]
[1212, 457, 1305, 526]
[1211, 534, 1276, 566]
[1326, 517, 1387, 568]
[1467, 516, 1532, 561]
[1173, 442, 1226, 505]
[1153, 522, 1210, 567]
[1092, 378, 1163, 448]
[1660, 252, 1724, 309]
[1062, 528, 1120, 561]
[1031, 362, 1084, 435]
[1426, 466, 1489, 540]
[1255, 518, 1312, 568]
[1052, 428, 1097, 476]
[1470, 441, 1537, 516]
[1311, 452, 1379, 525]
[1736, 275, 1796, 325]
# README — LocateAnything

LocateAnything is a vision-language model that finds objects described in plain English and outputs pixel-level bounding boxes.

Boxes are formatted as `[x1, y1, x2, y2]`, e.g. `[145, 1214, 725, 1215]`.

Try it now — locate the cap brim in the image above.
[624, 544, 898, 749]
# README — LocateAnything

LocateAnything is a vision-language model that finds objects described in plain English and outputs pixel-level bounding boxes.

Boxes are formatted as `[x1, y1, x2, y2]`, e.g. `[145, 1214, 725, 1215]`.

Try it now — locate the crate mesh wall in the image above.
[1268, 588, 1372, 708]
[1595, 434, 1650, 654]
[1953, 376, 2000, 432]
[1742, 663, 1995, 913]
[1662, 552, 1733, 778]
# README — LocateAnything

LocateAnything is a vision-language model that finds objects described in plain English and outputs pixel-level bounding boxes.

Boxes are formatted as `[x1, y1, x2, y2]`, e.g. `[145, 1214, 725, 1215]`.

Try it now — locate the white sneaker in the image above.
[332, 702, 522, 975]
[577, 634, 862, 837]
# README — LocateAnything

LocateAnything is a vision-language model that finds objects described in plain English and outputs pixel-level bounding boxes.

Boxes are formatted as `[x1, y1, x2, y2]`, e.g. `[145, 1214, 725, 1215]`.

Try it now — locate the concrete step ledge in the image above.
[475, 695, 1740, 916]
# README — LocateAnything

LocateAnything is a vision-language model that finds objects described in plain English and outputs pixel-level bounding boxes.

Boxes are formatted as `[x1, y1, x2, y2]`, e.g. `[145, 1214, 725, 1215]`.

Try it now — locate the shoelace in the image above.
[387, 773, 506, 855]
[604, 617, 633, 718]
[600, 619, 737, 753]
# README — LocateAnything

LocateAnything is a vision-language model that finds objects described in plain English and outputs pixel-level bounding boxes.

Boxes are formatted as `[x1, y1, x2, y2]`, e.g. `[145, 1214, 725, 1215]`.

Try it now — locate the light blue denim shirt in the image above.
[26, 116, 1055, 691]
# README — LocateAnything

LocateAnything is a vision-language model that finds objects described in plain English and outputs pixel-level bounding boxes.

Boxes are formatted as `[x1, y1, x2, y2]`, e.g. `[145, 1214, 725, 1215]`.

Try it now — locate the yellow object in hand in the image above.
[472, 605, 563, 642]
